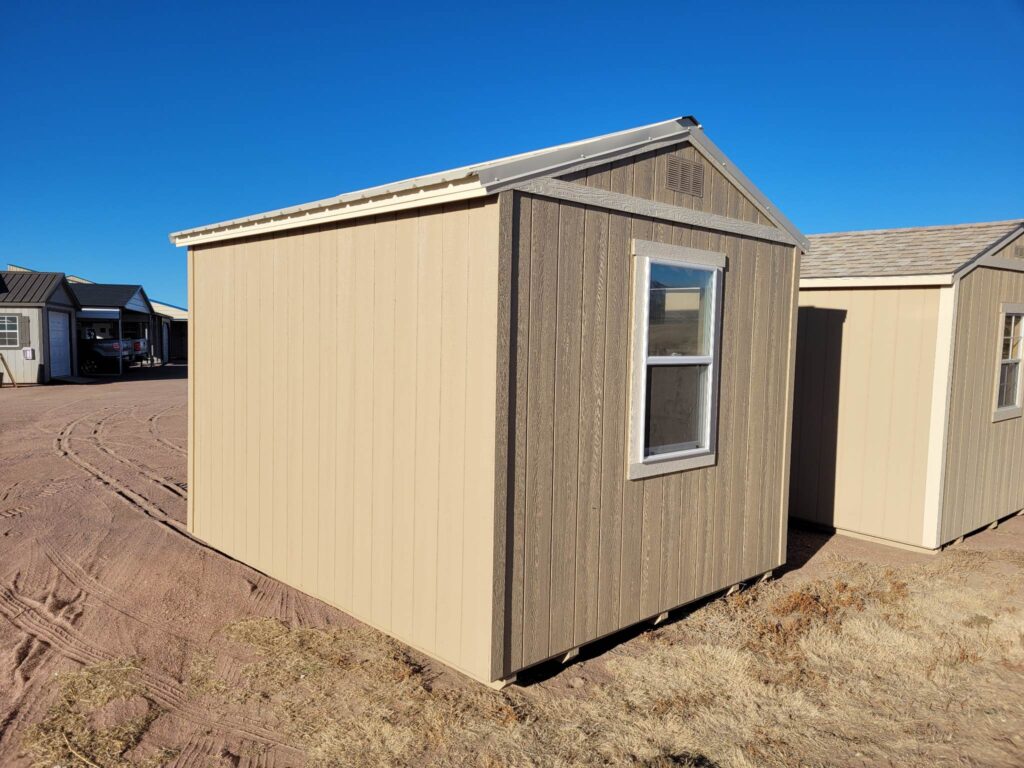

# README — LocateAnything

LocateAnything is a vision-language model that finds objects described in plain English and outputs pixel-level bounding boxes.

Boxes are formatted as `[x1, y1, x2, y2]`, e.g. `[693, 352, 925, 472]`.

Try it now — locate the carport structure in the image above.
[69, 283, 158, 374]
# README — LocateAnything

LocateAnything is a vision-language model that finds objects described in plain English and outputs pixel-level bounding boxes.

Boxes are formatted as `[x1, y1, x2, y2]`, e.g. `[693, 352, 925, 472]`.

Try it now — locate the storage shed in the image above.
[170, 117, 807, 684]
[792, 220, 1024, 551]
[0, 271, 80, 384]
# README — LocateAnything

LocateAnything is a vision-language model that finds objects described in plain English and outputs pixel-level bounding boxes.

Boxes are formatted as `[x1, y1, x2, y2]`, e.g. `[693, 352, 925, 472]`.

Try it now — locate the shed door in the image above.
[162, 321, 169, 363]
[48, 310, 71, 378]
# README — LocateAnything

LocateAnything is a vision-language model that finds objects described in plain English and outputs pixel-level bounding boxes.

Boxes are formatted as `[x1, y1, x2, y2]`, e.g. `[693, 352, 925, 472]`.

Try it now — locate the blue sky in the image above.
[1, 1, 1021, 307]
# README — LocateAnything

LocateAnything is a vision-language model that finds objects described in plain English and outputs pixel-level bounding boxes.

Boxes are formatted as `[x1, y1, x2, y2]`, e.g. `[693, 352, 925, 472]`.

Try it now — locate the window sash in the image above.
[996, 312, 1023, 412]
[629, 242, 724, 478]
[0, 315, 18, 349]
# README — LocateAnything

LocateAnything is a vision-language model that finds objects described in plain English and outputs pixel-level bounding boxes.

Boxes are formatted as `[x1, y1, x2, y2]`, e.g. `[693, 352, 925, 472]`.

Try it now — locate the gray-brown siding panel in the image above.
[942, 266, 1024, 542]
[504, 192, 797, 675]
[561, 142, 770, 227]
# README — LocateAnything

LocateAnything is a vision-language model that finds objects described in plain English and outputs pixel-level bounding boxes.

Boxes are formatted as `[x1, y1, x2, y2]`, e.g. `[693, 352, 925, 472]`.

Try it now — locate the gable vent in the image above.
[1014, 245, 1024, 260]
[666, 155, 704, 198]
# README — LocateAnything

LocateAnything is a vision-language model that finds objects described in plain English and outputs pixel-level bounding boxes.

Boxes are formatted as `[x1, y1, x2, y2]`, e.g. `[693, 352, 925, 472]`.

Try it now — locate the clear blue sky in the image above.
[2, 1, 1022, 307]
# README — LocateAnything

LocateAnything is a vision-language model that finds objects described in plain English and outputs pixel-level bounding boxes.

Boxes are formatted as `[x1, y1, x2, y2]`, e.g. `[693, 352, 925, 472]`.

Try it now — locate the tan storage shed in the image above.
[793, 220, 1024, 551]
[170, 116, 807, 685]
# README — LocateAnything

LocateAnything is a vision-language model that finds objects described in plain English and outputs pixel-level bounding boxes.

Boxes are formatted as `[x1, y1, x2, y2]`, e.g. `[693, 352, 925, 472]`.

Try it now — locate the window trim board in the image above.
[0, 314, 20, 349]
[627, 239, 726, 480]
[992, 302, 1024, 423]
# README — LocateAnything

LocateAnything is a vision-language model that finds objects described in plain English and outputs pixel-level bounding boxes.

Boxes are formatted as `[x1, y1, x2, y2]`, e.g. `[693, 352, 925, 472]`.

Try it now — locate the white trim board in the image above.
[800, 275, 955, 289]
[921, 285, 957, 549]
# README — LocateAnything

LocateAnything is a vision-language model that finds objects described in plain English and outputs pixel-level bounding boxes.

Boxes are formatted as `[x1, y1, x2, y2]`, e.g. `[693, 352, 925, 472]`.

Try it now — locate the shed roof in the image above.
[169, 116, 808, 250]
[150, 299, 188, 321]
[0, 271, 75, 305]
[804, 220, 1024, 280]
[70, 283, 151, 312]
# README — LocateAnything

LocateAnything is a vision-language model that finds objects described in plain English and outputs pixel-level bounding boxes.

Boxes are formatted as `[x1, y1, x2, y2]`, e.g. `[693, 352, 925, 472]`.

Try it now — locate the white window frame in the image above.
[993, 302, 1024, 422]
[0, 314, 19, 349]
[627, 239, 725, 480]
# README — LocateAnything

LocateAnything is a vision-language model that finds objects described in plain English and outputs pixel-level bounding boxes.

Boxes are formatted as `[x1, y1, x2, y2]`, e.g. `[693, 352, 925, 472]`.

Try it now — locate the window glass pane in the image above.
[647, 263, 714, 357]
[644, 364, 707, 456]
[999, 360, 1020, 409]
[1008, 314, 1022, 359]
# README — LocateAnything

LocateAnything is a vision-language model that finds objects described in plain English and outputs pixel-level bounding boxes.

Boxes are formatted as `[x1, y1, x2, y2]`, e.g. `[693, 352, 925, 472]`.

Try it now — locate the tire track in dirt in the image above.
[40, 543, 195, 644]
[54, 410, 187, 535]
[0, 584, 302, 756]
[91, 410, 187, 500]
[150, 404, 187, 456]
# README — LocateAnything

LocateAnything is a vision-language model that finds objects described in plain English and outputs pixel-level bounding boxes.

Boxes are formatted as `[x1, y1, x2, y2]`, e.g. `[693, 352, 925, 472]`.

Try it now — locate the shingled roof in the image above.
[803, 220, 1024, 279]
[0, 271, 74, 305]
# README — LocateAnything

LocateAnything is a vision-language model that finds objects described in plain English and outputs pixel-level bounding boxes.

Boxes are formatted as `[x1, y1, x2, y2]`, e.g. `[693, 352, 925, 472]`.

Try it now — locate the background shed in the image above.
[793, 220, 1024, 550]
[0, 271, 79, 384]
[171, 117, 806, 684]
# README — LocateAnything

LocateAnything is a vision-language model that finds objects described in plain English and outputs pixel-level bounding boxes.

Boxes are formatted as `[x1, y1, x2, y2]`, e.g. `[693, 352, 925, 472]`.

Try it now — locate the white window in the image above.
[0, 315, 18, 348]
[628, 240, 724, 479]
[995, 306, 1023, 419]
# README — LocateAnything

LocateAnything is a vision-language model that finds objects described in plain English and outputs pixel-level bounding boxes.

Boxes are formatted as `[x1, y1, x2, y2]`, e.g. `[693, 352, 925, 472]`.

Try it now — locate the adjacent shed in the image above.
[792, 220, 1024, 551]
[170, 117, 807, 684]
[0, 271, 80, 384]
[150, 300, 188, 362]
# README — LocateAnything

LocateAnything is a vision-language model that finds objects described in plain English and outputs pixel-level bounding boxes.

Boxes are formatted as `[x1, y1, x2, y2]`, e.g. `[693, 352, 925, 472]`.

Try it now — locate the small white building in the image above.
[0, 271, 79, 384]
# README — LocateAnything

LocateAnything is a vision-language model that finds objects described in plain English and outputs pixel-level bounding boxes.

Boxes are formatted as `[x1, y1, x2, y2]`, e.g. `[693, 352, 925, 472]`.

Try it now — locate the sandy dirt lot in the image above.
[1, 371, 1023, 767]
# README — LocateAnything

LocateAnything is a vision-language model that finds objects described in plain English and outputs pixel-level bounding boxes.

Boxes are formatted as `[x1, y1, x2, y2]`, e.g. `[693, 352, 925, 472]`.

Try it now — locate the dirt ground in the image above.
[1, 370, 1023, 768]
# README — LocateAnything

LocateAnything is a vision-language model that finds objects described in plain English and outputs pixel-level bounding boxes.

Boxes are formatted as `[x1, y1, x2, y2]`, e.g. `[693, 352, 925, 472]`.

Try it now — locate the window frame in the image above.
[993, 302, 1024, 423]
[0, 314, 19, 349]
[627, 239, 725, 480]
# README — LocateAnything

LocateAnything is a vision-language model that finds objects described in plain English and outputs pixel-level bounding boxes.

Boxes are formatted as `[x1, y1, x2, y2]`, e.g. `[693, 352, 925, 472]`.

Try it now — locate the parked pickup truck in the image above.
[127, 337, 149, 362]
[79, 338, 132, 374]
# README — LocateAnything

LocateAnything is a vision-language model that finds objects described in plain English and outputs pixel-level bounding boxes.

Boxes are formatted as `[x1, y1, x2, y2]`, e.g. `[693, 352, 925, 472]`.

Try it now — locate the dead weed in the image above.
[20, 658, 175, 768]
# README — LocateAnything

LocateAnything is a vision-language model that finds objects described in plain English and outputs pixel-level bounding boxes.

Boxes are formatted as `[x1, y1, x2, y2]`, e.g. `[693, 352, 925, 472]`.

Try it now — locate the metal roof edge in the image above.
[475, 117, 697, 189]
[685, 128, 809, 252]
[168, 116, 702, 247]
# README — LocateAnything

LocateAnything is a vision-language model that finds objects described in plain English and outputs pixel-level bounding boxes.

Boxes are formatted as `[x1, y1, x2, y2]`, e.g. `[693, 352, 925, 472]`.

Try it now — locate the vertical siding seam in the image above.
[410, 212, 421, 641]
[545, 203, 561, 653]
[458, 206, 473, 662]
[518, 198, 534, 668]
[433, 210, 446, 649]
[570, 206, 590, 644]
[390, 223, 400, 631]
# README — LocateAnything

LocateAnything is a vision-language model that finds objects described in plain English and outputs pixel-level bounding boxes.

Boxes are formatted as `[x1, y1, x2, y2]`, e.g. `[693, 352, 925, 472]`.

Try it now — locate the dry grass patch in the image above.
[183, 551, 1024, 767]
[20, 659, 175, 768]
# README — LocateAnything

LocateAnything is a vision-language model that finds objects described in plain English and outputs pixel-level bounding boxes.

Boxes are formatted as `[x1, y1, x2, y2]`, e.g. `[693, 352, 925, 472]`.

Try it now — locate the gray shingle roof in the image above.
[803, 220, 1024, 279]
[70, 283, 144, 309]
[0, 271, 68, 304]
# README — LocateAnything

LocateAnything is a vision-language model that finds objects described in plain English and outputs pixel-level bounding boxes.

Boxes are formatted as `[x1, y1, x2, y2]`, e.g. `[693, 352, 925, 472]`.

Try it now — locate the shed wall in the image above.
[791, 288, 942, 547]
[500, 188, 798, 676]
[0, 307, 43, 384]
[189, 200, 501, 682]
[941, 266, 1024, 542]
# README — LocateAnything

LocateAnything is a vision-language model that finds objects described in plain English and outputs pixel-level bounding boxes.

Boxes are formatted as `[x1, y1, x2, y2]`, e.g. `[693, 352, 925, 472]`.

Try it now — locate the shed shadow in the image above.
[788, 306, 846, 533]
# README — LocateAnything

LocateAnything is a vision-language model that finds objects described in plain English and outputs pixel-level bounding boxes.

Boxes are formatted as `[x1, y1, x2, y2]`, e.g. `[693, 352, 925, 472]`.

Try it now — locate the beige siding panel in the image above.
[0, 307, 43, 385]
[189, 200, 500, 683]
[942, 266, 1024, 542]
[411, 209, 443, 652]
[791, 287, 942, 547]
[505, 192, 797, 674]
